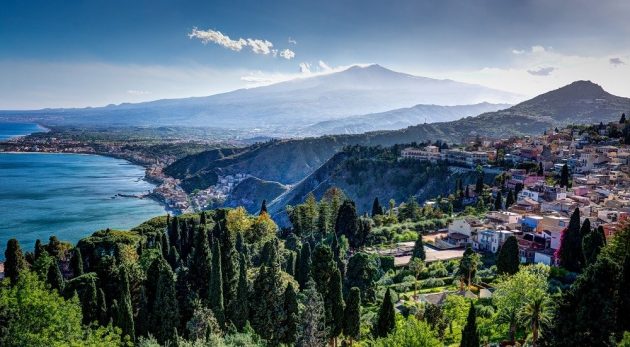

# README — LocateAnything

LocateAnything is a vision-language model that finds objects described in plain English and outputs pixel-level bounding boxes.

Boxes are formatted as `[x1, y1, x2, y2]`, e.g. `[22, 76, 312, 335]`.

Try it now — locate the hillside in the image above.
[166, 80, 630, 195]
[220, 177, 289, 213]
[0, 65, 519, 135]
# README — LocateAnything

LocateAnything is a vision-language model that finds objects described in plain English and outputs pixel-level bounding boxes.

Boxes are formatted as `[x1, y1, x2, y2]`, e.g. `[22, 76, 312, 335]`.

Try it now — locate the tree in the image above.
[209, 241, 225, 326]
[621, 113, 627, 124]
[408, 258, 424, 299]
[297, 279, 327, 347]
[63, 272, 100, 325]
[189, 227, 212, 299]
[281, 283, 299, 345]
[560, 163, 570, 188]
[537, 162, 544, 176]
[457, 246, 480, 288]
[46, 260, 64, 293]
[475, 174, 484, 195]
[343, 287, 361, 344]
[296, 242, 312, 289]
[460, 302, 480, 347]
[335, 200, 359, 248]
[115, 266, 135, 342]
[327, 268, 345, 342]
[558, 208, 584, 272]
[250, 240, 285, 344]
[233, 254, 249, 331]
[494, 191, 503, 210]
[412, 233, 426, 261]
[34, 239, 46, 260]
[4, 238, 28, 285]
[0, 272, 123, 347]
[582, 225, 606, 266]
[496, 236, 519, 275]
[374, 288, 395, 338]
[371, 197, 384, 217]
[345, 252, 379, 303]
[70, 248, 84, 277]
[260, 199, 268, 215]
[373, 316, 441, 347]
[505, 190, 515, 208]
[399, 196, 421, 221]
[148, 257, 180, 344]
[518, 292, 554, 347]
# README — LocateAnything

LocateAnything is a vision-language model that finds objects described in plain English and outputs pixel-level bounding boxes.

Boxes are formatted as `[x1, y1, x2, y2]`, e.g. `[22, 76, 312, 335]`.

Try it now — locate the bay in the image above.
[0, 124, 166, 255]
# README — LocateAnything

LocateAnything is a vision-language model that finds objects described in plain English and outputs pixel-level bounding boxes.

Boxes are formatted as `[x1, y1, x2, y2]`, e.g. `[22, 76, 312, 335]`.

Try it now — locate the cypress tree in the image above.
[537, 162, 544, 176]
[311, 244, 336, 303]
[560, 164, 570, 188]
[496, 236, 519, 275]
[47, 260, 64, 293]
[582, 225, 606, 266]
[412, 233, 426, 261]
[343, 287, 361, 343]
[317, 201, 331, 239]
[475, 174, 484, 195]
[47, 235, 62, 259]
[250, 240, 285, 344]
[136, 285, 150, 337]
[297, 242, 312, 289]
[189, 227, 212, 299]
[281, 283, 299, 345]
[461, 302, 480, 347]
[285, 250, 296, 277]
[559, 208, 584, 272]
[97, 287, 108, 325]
[335, 200, 359, 248]
[232, 254, 249, 331]
[494, 191, 503, 210]
[169, 216, 181, 252]
[149, 257, 180, 344]
[505, 190, 515, 208]
[371, 197, 384, 217]
[297, 279, 327, 347]
[579, 218, 591, 237]
[328, 268, 345, 342]
[374, 288, 395, 338]
[70, 248, 84, 277]
[4, 238, 28, 285]
[621, 113, 627, 124]
[209, 240, 225, 326]
[116, 266, 135, 341]
[34, 239, 46, 260]
[465, 185, 470, 198]
[260, 199, 268, 215]
[167, 245, 180, 269]
[220, 230, 239, 324]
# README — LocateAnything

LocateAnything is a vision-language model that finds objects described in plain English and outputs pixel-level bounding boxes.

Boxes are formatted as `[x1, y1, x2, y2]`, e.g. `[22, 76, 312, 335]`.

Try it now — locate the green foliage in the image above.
[297, 279, 327, 347]
[372, 197, 384, 217]
[461, 302, 480, 347]
[70, 247, 84, 277]
[412, 232, 426, 261]
[374, 288, 395, 338]
[148, 257, 180, 344]
[0, 272, 123, 346]
[232, 254, 250, 331]
[496, 236, 519, 275]
[296, 242, 312, 289]
[209, 240, 225, 326]
[335, 199, 360, 248]
[582, 225, 606, 266]
[373, 316, 441, 347]
[280, 283, 298, 345]
[343, 287, 361, 342]
[558, 208, 584, 272]
[345, 252, 380, 303]
[457, 246, 481, 287]
[4, 239, 28, 285]
[327, 268, 345, 339]
[114, 266, 135, 342]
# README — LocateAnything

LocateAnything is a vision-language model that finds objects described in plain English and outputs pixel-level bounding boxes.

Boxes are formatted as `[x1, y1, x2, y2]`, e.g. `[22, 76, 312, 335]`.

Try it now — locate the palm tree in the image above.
[518, 293, 554, 347]
[496, 305, 519, 343]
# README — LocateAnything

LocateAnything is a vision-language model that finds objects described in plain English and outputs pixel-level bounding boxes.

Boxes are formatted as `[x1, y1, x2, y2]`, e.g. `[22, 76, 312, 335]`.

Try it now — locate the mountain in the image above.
[0, 64, 520, 135]
[302, 102, 511, 135]
[166, 80, 630, 196]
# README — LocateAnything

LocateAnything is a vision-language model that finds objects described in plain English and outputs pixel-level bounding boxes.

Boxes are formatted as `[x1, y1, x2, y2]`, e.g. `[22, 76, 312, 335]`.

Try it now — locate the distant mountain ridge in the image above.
[0, 64, 520, 136]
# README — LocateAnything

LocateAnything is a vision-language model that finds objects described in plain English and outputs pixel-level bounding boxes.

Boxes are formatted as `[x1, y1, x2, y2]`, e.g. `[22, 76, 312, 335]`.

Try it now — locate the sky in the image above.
[1, 0, 630, 109]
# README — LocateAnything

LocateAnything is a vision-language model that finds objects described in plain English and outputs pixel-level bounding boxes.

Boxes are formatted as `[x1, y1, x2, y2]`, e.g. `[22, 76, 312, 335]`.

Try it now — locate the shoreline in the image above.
[0, 149, 184, 215]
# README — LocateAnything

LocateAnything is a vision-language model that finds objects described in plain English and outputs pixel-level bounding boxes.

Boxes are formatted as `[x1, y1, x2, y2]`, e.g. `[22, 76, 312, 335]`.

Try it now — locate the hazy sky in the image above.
[1, 0, 630, 109]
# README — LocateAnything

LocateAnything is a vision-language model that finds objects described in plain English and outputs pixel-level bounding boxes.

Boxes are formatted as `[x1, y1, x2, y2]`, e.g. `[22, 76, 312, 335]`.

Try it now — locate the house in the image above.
[400, 146, 441, 162]
[445, 218, 480, 247]
[521, 215, 543, 233]
[475, 229, 514, 253]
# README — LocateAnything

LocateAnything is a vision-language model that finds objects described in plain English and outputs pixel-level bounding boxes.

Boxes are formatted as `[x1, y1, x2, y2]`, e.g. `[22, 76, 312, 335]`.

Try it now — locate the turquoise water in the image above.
[0, 122, 46, 141]
[0, 124, 166, 256]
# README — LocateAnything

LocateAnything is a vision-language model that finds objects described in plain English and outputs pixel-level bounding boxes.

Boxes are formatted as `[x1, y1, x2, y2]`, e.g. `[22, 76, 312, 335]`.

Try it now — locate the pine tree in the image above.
[47, 260, 64, 293]
[4, 238, 28, 285]
[311, 244, 336, 300]
[343, 287, 361, 343]
[297, 279, 327, 347]
[297, 242, 312, 289]
[374, 288, 395, 338]
[560, 163, 570, 188]
[281, 283, 299, 345]
[232, 254, 249, 331]
[70, 248, 84, 277]
[209, 241, 225, 326]
[218, 224, 239, 322]
[494, 191, 503, 210]
[412, 233, 426, 261]
[327, 268, 345, 342]
[371, 197, 384, 217]
[47, 235, 62, 259]
[461, 302, 480, 347]
[116, 266, 135, 341]
[149, 257, 180, 344]
[169, 216, 181, 252]
[559, 208, 584, 272]
[260, 199, 268, 215]
[496, 236, 519, 275]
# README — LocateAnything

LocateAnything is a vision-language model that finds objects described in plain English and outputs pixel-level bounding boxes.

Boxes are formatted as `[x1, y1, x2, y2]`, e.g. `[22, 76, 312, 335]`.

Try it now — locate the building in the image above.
[400, 146, 441, 162]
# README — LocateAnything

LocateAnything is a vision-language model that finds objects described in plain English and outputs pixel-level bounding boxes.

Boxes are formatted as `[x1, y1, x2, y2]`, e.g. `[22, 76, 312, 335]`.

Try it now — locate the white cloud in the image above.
[512, 49, 525, 55]
[288, 37, 297, 45]
[299, 62, 311, 74]
[527, 66, 555, 76]
[531, 45, 547, 53]
[189, 28, 294, 59]
[318, 60, 332, 71]
[610, 57, 625, 66]
[279, 49, 296, 60]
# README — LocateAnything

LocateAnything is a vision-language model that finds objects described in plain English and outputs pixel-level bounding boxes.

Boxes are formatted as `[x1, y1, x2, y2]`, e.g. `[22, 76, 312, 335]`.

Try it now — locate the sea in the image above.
[0, 123, 167, 256]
